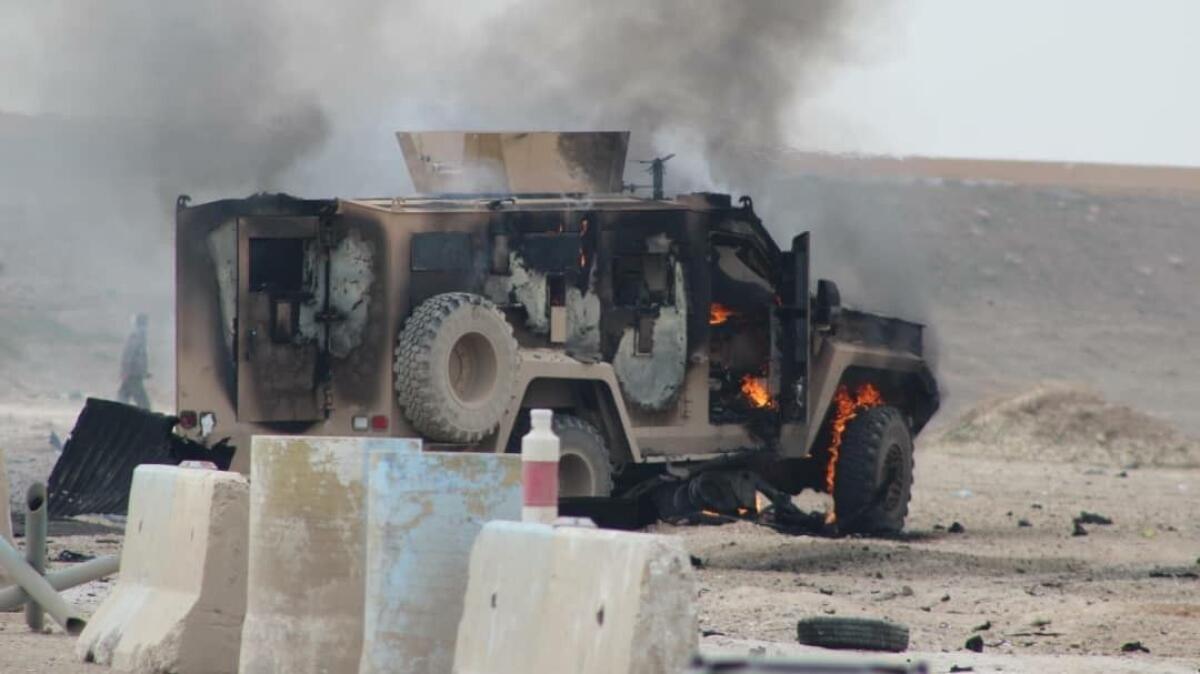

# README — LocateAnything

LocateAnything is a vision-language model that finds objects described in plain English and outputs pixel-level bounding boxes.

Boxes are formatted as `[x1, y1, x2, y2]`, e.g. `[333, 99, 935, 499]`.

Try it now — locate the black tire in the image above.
[554, 415, 614, 497]
[796, 616, 910, 652]
[394, 293, 519, 443]
[834, 405, 913, 535]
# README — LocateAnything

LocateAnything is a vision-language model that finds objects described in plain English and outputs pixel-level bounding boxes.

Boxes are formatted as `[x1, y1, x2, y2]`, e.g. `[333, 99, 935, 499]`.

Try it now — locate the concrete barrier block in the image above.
[77, 465, 249, 673]
[360, 450, 521, 674]
[240, 436, 407, 674]
[453, 521, 699, 674]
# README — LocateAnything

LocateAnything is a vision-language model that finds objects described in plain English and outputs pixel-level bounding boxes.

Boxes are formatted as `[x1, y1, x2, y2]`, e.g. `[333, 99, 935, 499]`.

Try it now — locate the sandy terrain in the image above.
[3, 439, 1197, 672]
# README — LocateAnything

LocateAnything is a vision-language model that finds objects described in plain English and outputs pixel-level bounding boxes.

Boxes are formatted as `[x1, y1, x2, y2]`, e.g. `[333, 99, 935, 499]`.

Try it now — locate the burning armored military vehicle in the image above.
[142, 132, 936, 533]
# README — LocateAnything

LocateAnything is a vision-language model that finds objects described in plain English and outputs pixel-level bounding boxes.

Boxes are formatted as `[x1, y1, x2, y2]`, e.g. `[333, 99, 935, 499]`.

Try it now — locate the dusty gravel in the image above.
[677, 444, 1200, 672]
[3, 442, 1197, 672]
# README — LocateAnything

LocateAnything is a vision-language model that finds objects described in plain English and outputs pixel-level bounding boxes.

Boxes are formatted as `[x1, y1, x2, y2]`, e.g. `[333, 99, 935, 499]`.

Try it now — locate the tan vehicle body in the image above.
[174, 133, 937, 493]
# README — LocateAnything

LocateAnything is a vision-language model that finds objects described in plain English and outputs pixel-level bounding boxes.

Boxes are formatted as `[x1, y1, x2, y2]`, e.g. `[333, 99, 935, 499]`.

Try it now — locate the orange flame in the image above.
[740, 374, 773, 409]
[755, 492, 768, 514]
[824, 383, 885, 498]
[709, 303, 735, 325]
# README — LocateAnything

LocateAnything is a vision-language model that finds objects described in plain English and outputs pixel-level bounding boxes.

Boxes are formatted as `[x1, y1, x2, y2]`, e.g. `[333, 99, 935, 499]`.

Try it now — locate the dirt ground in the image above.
[2, 441, 1197, 673]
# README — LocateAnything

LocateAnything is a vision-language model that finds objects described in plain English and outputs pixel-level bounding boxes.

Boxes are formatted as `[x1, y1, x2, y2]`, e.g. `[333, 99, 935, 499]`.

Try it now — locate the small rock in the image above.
[949, 667, 974, 673]
[1031, 503, 1043, 510]
[689, 555, 704, 569]
[1120, 641, 1150, 654]
[964, 635, 984, 652]
[822, 607, 837, 615]
[1117, 471, 1128, 478]
[972, 620, 992, 631]
[55, 549, 94, 563]
[1072, 521, 1088, 537]
[900, 585, 914, 597]
[1017, 519, 1032, 528]
[1077, 511, 1113, 525]
[948, 522, 966, 534]
[941, 594, 951, 602]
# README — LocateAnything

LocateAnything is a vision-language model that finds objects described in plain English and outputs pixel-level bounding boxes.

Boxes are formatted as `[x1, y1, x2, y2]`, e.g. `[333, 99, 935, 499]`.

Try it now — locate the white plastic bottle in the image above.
[521, 409, 560, 523]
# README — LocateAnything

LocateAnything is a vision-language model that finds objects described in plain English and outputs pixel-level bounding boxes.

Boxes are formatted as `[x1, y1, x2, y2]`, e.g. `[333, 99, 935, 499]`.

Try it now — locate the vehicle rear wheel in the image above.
[833, 405, 913, 535]
[553, 415, 614, 497]
[394, 293, 519, 443]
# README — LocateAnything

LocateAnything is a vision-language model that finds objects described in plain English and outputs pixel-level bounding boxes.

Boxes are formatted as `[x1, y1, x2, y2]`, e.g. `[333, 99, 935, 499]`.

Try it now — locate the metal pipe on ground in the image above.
[0, 537, 86, 635]
[25, 483, 47, 631]
[0, 555, 120, 611]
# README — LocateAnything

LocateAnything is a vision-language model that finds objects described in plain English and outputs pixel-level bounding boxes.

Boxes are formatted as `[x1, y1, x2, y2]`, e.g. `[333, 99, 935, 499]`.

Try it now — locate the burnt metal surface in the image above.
[46, 399, 233, 518]
[838, 309, 925, 355]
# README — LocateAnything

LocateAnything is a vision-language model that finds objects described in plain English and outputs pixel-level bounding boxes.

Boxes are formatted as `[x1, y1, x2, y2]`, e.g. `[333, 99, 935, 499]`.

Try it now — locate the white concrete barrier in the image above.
[453, 521, 699, 674]
[77, 465, 249, 673]
[239, 436, 385, 674]
[360, 449, 521, 674]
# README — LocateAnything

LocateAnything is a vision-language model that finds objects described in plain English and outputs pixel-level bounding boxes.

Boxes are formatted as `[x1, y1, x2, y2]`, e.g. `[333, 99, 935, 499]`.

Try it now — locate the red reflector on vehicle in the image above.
[370, 415, 389, 430]
[179, 411, 198, 429]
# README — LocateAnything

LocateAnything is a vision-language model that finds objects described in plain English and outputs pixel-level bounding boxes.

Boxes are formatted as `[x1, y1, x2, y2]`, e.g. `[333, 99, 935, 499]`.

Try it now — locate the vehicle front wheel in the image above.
[833, 405, 913, 535]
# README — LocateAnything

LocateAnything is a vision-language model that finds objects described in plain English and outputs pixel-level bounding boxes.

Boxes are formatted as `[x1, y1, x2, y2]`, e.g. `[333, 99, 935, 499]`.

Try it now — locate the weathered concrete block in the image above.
[77, 465, 249, 673]
[360, 449, 521, 674]
[240, 436, 398, 674]
[453, 521, 699, 674]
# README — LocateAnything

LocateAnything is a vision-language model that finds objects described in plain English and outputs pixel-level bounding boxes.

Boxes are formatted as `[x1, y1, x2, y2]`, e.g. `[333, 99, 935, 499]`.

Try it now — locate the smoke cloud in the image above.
[1, 1, 911, 396]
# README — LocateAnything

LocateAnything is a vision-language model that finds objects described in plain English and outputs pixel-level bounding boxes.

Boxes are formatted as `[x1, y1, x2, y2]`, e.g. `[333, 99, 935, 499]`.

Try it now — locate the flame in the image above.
[709, 303, 735, 325]
[755, 492, 768, 514]
[701, 509, 720, 517]
[824, 383, 885, 499]
[740, 374, 773, 409]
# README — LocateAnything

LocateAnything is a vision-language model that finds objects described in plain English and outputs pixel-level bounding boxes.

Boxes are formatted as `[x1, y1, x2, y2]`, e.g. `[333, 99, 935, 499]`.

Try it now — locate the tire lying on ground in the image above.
[554, 415, 614, 497]
[394, 293, 519, 443]
[834, 405, 914, 535]
[796, 616, 910, 652]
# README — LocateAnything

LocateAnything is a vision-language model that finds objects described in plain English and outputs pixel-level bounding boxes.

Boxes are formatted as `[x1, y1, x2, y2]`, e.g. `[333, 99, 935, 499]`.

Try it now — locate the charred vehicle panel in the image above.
[173, 132, 939, 533]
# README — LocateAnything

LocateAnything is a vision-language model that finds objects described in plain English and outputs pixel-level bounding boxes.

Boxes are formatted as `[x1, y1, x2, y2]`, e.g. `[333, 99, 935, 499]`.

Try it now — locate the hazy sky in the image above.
[799, 0, 1200, 165]
[3, 1, 1198, 168]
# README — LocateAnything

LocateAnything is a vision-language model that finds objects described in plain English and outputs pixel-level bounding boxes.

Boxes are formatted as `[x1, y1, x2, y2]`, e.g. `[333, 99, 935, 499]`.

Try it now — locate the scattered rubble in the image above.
[1120, 641, 1150, 654]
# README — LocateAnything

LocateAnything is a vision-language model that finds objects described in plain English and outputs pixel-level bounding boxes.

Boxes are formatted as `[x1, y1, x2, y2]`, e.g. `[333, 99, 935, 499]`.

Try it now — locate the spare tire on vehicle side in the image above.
[394, 293, 519, 443]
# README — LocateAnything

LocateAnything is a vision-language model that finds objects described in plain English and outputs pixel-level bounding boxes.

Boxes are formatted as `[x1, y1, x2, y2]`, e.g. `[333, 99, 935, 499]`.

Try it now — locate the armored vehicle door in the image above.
[236, 217, 322, 422]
